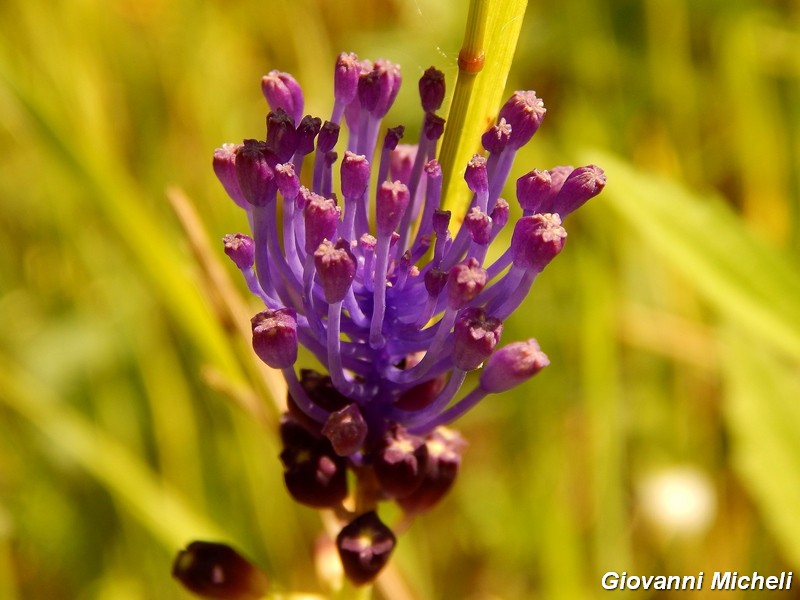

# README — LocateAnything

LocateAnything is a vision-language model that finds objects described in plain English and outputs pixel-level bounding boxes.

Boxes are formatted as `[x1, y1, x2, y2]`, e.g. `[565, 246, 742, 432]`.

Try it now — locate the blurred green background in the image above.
[1, 0, 799, 598]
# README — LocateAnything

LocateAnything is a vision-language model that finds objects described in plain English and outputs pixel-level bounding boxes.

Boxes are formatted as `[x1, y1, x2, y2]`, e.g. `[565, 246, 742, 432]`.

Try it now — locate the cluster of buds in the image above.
[211, 52, 605, 586]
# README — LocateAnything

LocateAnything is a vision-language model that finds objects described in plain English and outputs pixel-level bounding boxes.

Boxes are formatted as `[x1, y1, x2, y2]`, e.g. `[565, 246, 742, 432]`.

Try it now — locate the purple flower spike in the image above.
[261, 70, 304, 124]
[251, 308, 298, 369]
[510, 213, 567, 272]
[235, 140, 276, 207]
[552, 164, 607, 217]
[376, 181, 411, 237]
[336, 511, 396, 585]
[314, 239, 356, 304]
[334, 52, 361, 105]
[222, 233, 255, 270]
[303, 192, 340, 253]
[340, 151, 370, 200]
[447, 258, 487, 308]
[216, 52, 605, 578]
[480, 339, 549, 393]
[419, 66, 446, 112]
[453, 307, 503, 371]
[498, 90, 546, 149]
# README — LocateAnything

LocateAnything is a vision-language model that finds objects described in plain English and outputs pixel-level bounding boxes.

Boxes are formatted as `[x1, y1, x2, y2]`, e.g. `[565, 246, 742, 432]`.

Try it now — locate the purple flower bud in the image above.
[235, 140, 276, 207]
[424, 267, 448, 298]
[213, 143, 248, 209]
[322, 403, 368, 456]
[222, 233, 255, 270]
[334, 52, 361, 105]
[266, 108, 298, 163]
[479, 339, 549, 393]
[317, 121, 340, 154]
[481, 117, 512, 153]
[418, 66, 446, 112]
[296, 115, 322, 156]
[376, 181, 411, 237]
[397, 427, 464, 515]
[552, 164, 606, 217]
[304, 193, 340, 253]
[516, 168, 554, 212]
[548, 165, 573, 194]
[425, 159, 442, 180]
[373, 425, 428, 498]
[464, 207, 492, 246]
[261, 70, 304, 124]
[340, 151, 371, 200]
[389, 144, 416, 184]
[453, 307, 503, 370]
[314, 239, 356, 303]
[287, 370, 350, 433]
[498, 91, 546, 149]
[464, 154, 488, 194]
[383, 125, 405, 151]
[359, 233, 377, 254]
[490, 198, 510, 229]
[275, 162, 299, 199]
[510, 214, 567, 272]
[423, 112, 445, 141]
[446, 258, 487, 308]
[367, 60, 402, 119]
[295, 185, 313, 211]
[280, 428, 348, 508]
[251, 308, 298, 369]
[172, 541, 270, 600]
[432, 209, 451, 236]
[336, 511, 396, 585]
[395, 373, 446, 411]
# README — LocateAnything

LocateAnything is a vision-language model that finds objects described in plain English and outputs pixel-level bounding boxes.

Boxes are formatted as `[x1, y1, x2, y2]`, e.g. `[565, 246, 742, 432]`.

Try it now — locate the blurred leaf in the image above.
[587, 152, 800, 363]
[0, 357, 227, 549]
[722, 329, 800, 567]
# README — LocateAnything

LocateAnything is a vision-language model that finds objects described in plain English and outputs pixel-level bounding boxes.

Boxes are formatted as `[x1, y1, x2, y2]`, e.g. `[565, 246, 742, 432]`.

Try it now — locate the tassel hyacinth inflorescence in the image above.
[213, 52, 605, 585]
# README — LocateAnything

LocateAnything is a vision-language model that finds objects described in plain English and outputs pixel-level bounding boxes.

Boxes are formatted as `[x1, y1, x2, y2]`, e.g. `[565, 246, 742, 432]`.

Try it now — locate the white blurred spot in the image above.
[638, 466, 716, 537]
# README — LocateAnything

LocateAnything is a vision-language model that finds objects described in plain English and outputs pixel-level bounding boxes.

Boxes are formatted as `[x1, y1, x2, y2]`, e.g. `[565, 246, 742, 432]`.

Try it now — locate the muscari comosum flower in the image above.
[212, 52, 605, 587]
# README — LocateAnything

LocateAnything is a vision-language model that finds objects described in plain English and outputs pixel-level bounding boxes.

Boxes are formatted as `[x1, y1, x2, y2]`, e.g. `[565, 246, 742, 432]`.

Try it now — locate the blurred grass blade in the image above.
[440, 0, 528, 218]
[0, 357, 227, 549]
[722, 329, 800, 566]
[588, 151, 800, 361]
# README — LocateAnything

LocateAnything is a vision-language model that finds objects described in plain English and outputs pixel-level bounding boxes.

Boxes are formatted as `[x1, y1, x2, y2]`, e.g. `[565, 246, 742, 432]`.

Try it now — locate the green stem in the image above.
[439, 0, 529, 223]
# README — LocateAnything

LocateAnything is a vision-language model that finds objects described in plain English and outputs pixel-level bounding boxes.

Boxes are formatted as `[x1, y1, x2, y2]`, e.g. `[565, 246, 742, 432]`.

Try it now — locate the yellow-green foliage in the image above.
[1, 0, 799, 598]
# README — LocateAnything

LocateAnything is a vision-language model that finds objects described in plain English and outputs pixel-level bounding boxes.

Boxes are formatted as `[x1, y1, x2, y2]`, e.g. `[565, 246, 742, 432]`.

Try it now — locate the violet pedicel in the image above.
[215, 53, 606, 586]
